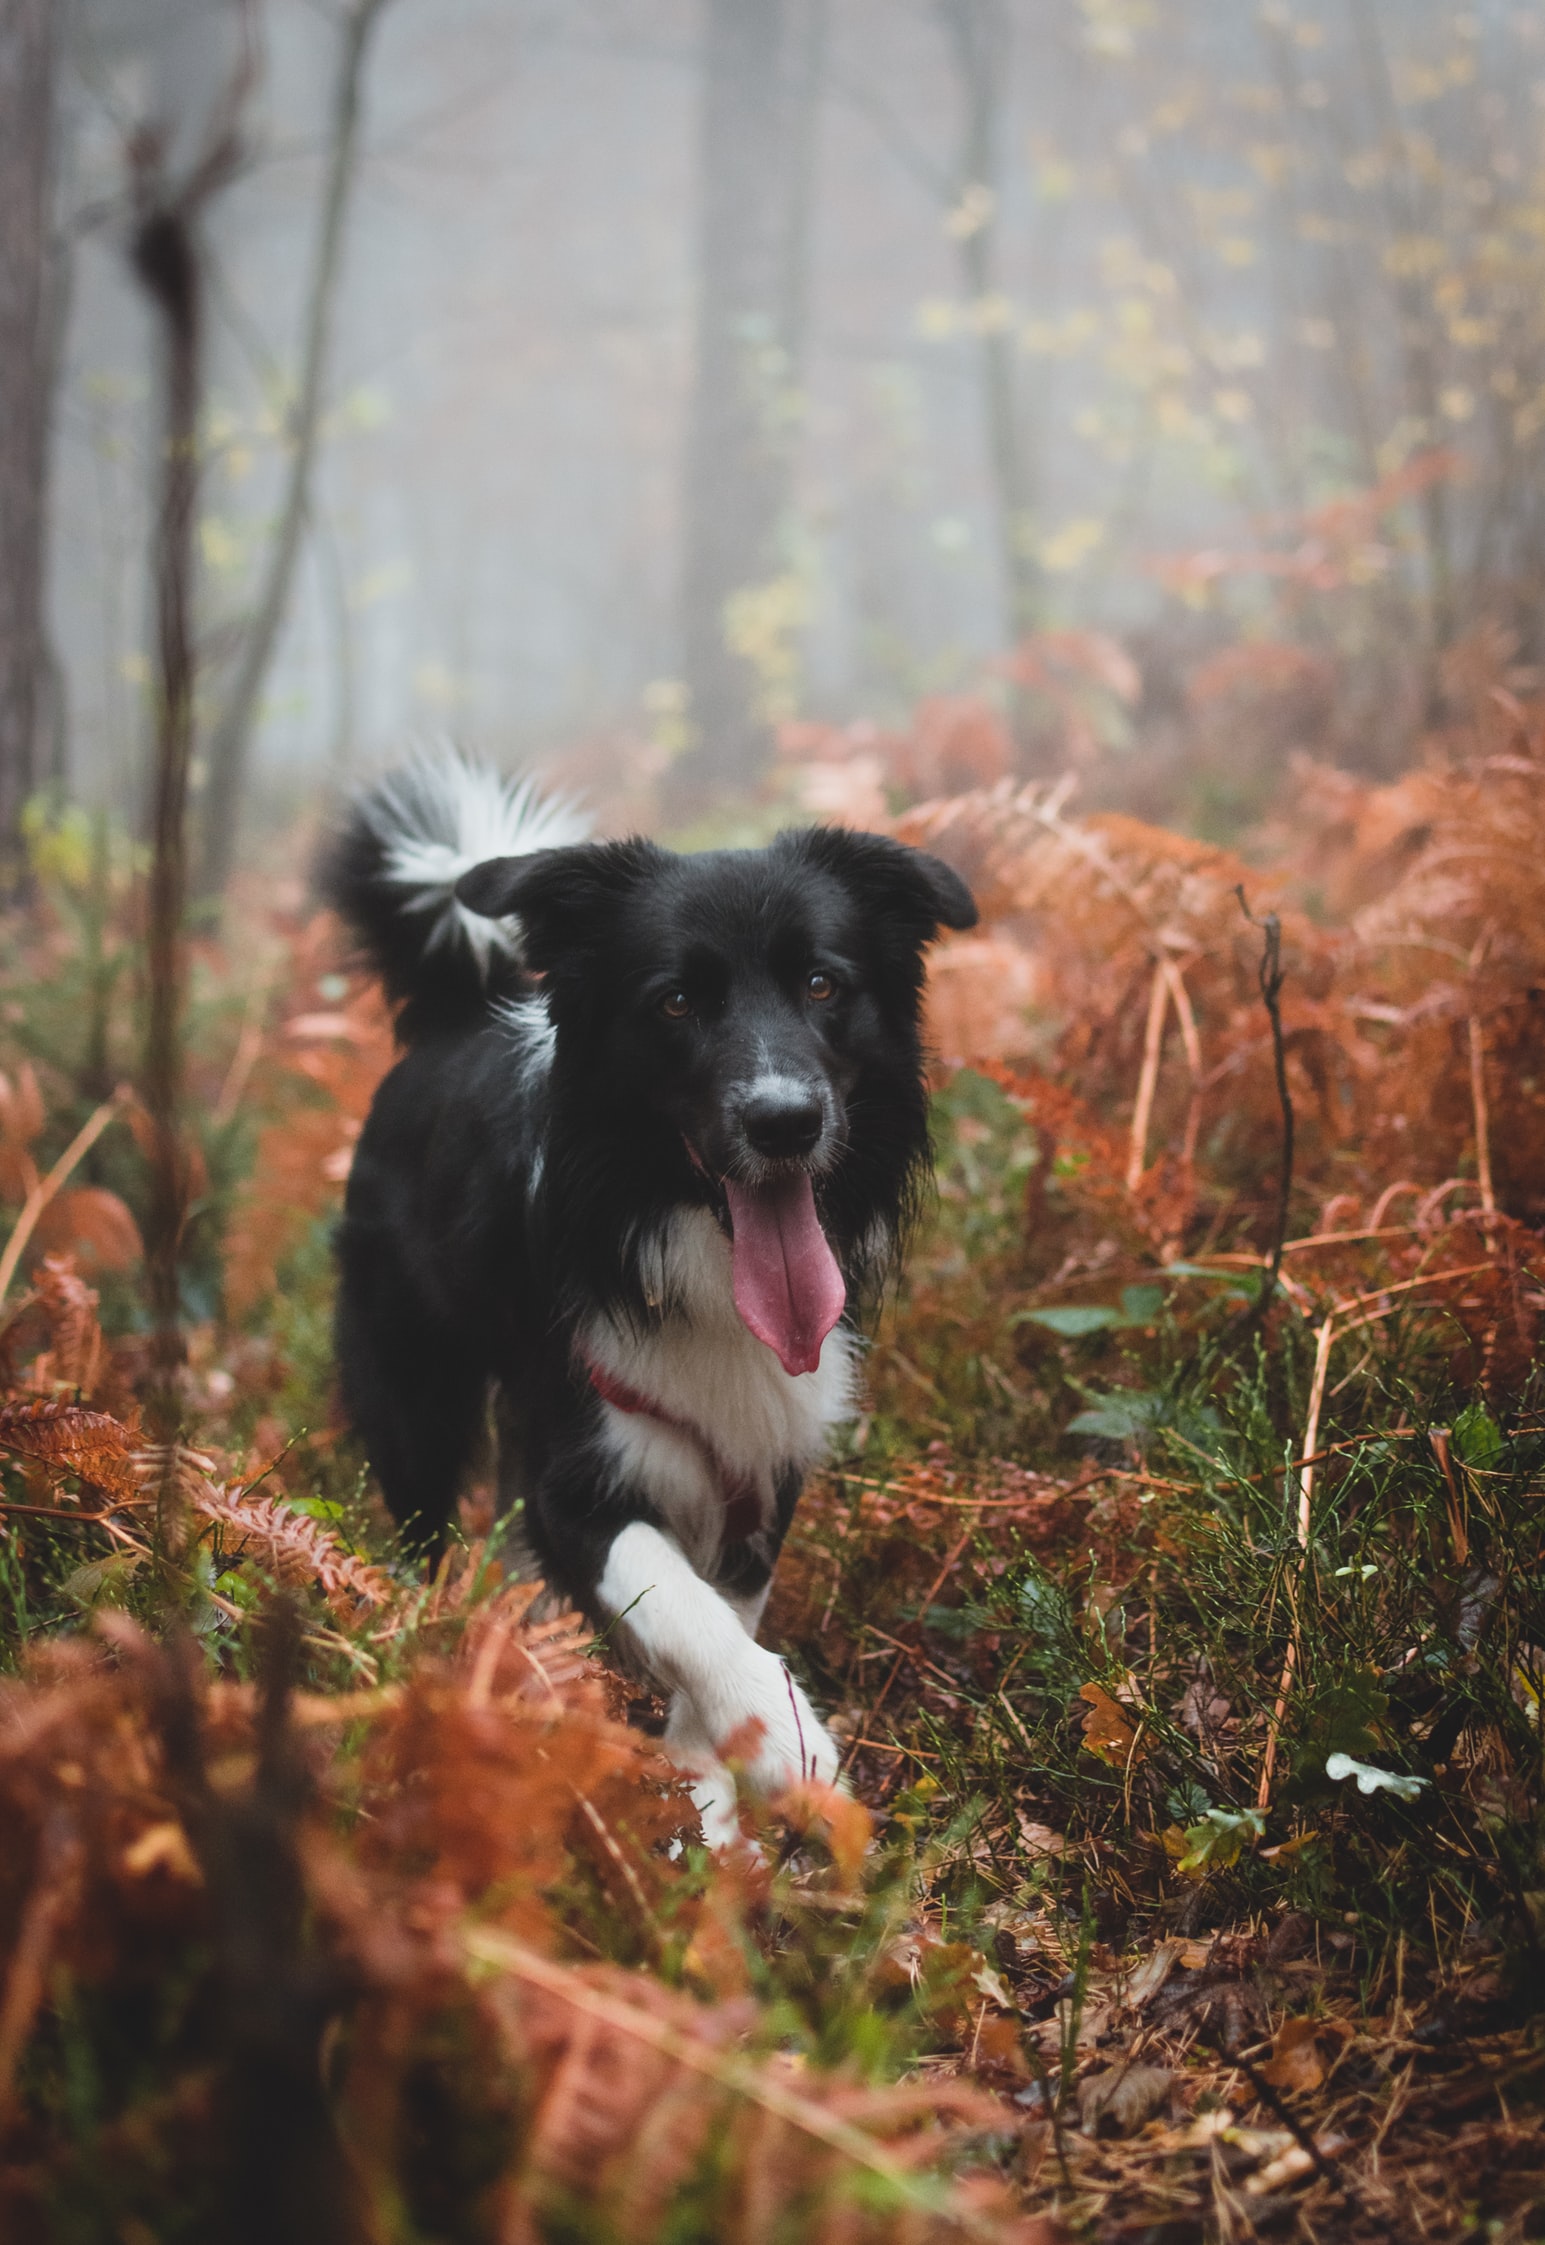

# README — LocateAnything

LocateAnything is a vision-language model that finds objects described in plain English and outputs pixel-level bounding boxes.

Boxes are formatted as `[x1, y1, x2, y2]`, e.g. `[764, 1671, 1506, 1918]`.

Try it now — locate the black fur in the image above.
[319, 765, 976, 1631]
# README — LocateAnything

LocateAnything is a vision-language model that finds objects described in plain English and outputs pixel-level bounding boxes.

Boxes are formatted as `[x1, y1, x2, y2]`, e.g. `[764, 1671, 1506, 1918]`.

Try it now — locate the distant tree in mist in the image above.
[126, 17, 248, 1443]
[197, 0, 393, 902]
[35, 0, 1545, 834]
[675, 0, 826, 803]
[0, 0, 55, 891]
[938, 0, 1040, 657]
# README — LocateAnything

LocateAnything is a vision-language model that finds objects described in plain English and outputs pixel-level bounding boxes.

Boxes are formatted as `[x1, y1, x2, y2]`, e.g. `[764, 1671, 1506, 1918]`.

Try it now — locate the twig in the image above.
[1163, 957, 1206, 1194]
[1246, 1428, 1426, 1484]
[1235, 886, 1295, 1331]
[0, 1087, 128, 1304]
[1256, 1312, 1334, 1811]
[845, 1737, 942, 1760]
[1331, 1261, 1497, 1322]
[1162, 956, 1203, 1077]
[1428, 1426, 1468, 1568]
[570, 1788, 660, 1951]
[864, 1529, 973, 1725]
[859, 1624, 968, 1696]
[842, 1462, 1115, 1497]
[1249, 1247, 1508, 1797]
[1283, 1222, 1426, 1252]
[1249, 1254, 1495, 1809]
[1228, 2048, 1347, 2203]
[1294, 1315, 1337, 1548]
[0, 1497, 141, 1522]
[853, 1484, 1110, 1510]
[838, 1463, 1118, 1507]
[212, 953, 279, 1125]
[1468, 1015, 1496, 1246]
[1126, 956, 1171, 1191]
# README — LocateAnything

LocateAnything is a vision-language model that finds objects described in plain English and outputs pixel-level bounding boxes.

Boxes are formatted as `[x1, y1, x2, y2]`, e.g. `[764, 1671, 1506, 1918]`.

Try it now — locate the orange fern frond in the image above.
[191, 1481, 396, 1616]
[29, 1255, 105, 1398]
[29, 1188, 142, 1279]
[465, 1928, 1037, 2245]
[0, 1398, 144, 1503]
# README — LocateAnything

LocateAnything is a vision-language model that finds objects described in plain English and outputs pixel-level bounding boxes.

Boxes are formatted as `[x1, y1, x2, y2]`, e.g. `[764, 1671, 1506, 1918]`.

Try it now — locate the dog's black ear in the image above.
[455, 839, 662, 976]
[789, 828, 978, 943]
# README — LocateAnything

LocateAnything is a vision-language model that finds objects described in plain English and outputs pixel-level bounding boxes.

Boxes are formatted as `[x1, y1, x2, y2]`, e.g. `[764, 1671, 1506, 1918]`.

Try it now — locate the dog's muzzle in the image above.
[740, 1085, 826, 1162]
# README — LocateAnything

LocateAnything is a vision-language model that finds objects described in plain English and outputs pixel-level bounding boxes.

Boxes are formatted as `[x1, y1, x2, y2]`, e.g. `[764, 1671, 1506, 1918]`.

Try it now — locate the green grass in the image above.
[786, 1083, 1545, 1994]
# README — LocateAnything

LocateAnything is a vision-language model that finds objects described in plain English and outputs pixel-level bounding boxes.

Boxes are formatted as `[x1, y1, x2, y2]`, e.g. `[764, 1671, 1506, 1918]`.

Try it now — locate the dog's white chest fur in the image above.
[579, 1206, 857, 1566]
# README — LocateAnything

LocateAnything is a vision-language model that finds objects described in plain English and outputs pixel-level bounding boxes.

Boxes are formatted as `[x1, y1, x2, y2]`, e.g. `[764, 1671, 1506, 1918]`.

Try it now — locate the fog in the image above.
[38, 0, 1545, 858]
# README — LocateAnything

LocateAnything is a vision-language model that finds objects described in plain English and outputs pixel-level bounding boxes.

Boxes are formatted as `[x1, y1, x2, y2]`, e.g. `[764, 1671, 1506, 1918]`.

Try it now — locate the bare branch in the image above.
[197, 0, 396, 903]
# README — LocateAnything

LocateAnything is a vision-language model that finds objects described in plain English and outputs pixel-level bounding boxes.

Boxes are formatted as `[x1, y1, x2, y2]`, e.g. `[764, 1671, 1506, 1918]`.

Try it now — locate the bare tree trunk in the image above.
[133, 196, 205, 1445]
[1348, 0, 1454, 705]
[128, 32, 251, 1453]
[777, 0, 827, 391]
[938, 0, 1039, 652]
[0, 0, 54, 892]
[673, 0, 826, 807]
[197, 0, 391, 903]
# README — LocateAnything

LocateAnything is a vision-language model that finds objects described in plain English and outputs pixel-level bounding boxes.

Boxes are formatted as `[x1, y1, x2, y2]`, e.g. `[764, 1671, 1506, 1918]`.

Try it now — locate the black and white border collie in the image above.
[319, 754, 976, 1844]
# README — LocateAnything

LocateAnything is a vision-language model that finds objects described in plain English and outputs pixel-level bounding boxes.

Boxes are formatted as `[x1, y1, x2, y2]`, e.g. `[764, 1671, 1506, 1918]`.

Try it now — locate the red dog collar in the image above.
[583, 1353, 764, 1546]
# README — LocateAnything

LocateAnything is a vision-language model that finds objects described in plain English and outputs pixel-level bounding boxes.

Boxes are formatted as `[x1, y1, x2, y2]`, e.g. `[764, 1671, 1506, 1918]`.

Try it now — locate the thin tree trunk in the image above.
[1348, 0, 1455, 700]
[777, 0, 828, 391]
[0, 0, 55, 892]
[133, 197, 204, 1446]
[127, 19, 251, 1455]
[939, 0, 1039, 653]
[674, 0, 825, 806]
[197, 0, 391, 902]
[320, 513, 356, 776]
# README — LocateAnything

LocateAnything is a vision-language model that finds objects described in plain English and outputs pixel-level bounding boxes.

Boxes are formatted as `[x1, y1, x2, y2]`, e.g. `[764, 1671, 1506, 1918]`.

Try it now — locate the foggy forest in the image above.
[2, 0, 1545, 2237]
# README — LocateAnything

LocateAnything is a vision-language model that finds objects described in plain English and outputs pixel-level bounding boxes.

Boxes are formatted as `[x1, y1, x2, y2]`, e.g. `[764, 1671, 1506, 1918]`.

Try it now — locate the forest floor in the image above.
[1, 702, 1545, 2240]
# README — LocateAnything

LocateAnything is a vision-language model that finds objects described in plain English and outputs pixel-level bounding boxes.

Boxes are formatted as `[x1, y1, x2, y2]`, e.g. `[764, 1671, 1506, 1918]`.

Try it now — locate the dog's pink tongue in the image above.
[723, 1174, 845, 1376]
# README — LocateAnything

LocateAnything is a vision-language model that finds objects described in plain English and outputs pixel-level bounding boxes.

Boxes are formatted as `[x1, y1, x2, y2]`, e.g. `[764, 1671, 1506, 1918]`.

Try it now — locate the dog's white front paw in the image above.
[664, 1696, 747, 1852]
[686, 1760, 745, 1851]
[715, 1650, 841, 1798]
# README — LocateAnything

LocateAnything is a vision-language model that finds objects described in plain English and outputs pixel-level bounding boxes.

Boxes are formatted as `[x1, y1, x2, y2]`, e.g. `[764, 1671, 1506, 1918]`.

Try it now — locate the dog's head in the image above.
[456, 829, 975, 1368]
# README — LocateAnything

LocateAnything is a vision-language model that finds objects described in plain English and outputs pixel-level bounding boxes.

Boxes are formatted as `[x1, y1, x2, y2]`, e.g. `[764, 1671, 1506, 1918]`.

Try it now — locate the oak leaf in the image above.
[1260, 2014, 1352, 2094]
[1079, 1680, 1147, 1766]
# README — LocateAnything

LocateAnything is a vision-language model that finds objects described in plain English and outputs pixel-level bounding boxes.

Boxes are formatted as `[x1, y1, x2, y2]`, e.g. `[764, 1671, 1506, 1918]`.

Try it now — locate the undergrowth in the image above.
[3, 696, 1545, 2237]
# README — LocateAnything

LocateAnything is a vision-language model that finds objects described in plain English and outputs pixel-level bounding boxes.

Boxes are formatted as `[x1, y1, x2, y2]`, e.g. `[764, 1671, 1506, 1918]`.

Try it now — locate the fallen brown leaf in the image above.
[1260, 2014, 1353, 2094]
[1148, 1965, 1267, 2055]
[1078, 1680, 1147, 1767]
[1077, 2062, 1175, 2137]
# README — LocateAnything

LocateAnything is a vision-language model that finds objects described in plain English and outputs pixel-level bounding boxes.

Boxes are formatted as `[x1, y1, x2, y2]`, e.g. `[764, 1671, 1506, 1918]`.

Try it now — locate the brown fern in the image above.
[464, 1929, 1037, 2245]
[222, 957, 394, 1318]
[0, 1398, 145, 1505]
[29, 1255, 105, 1398]
[191, 1480, 396, 1616]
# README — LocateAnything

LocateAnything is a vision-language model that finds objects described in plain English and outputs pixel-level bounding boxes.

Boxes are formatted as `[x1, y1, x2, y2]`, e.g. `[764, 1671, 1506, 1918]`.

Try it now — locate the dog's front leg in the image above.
[597, 1520, 839, 1846]
[659, 1694, 742, 1852]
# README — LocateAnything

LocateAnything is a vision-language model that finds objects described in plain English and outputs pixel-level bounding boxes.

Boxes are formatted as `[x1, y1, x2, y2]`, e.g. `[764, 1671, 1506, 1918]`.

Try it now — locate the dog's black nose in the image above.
[742, 1088, 825, 1160]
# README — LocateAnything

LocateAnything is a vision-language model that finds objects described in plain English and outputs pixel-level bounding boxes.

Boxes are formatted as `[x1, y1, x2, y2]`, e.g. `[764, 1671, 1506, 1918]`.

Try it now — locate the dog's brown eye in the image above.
[806, 971, 836, 1002]
[660, 990, 692, 1020]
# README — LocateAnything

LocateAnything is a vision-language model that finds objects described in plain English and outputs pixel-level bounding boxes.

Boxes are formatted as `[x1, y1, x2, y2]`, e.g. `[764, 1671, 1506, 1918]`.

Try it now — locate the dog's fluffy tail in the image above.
[317, 749, 592, 1032]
